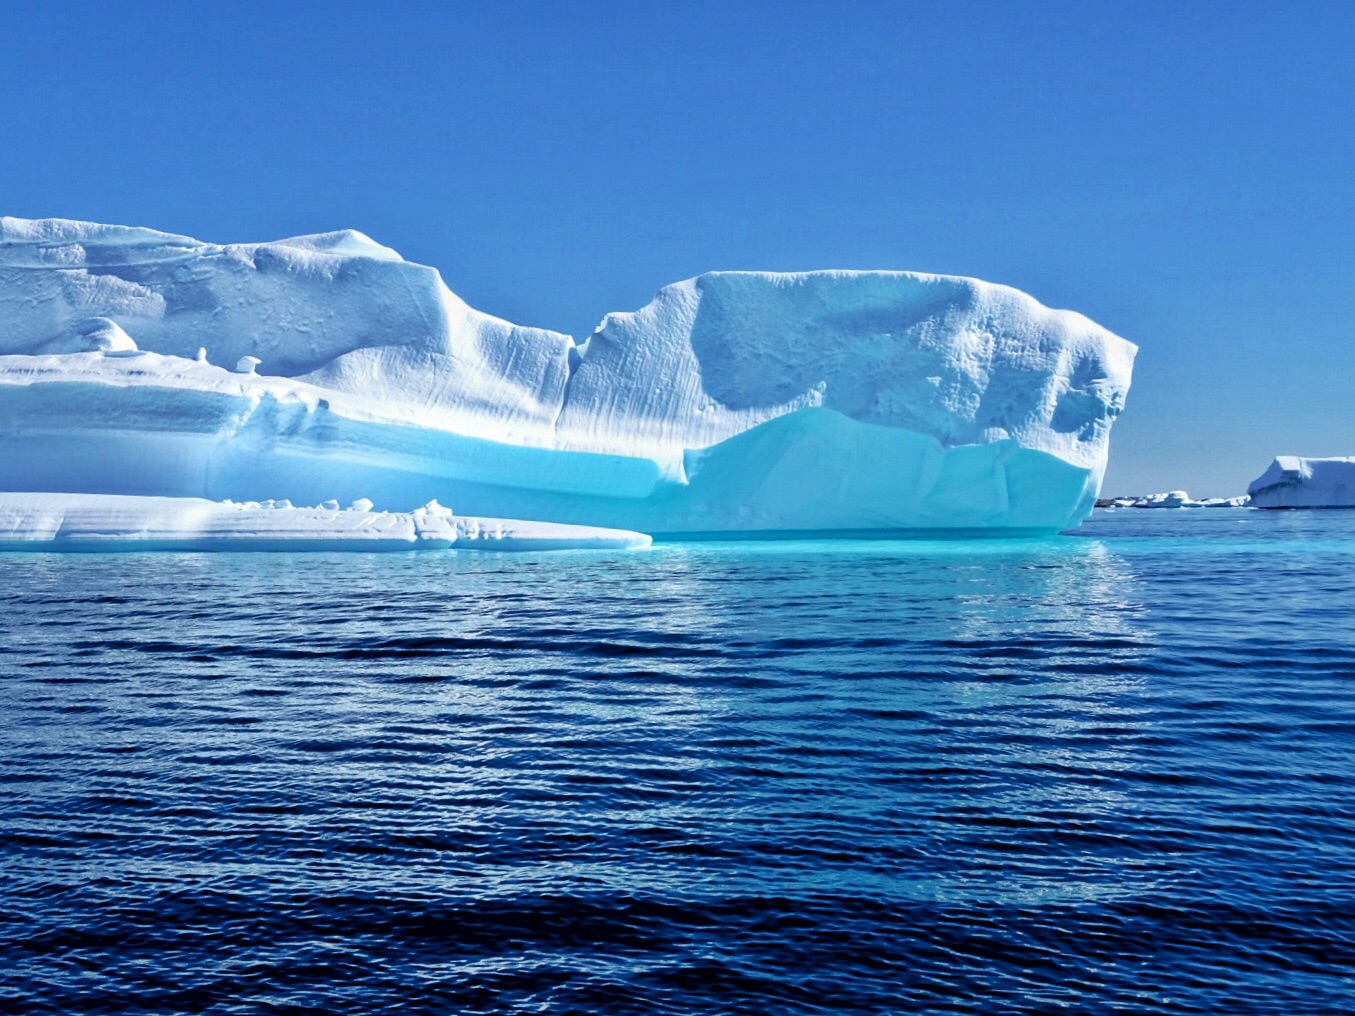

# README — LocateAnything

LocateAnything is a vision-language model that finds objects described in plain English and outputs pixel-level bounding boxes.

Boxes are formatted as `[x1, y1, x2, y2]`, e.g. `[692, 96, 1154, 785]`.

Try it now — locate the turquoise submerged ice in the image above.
[0, 217, 1136, 535]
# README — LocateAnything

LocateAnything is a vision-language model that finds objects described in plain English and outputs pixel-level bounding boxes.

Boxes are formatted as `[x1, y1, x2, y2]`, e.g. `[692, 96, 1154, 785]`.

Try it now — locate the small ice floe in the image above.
[317, 499, 340, 510]
[0, 492, 652, 552]
[348, 498, 375, 512]
[234, 355, 261, 375]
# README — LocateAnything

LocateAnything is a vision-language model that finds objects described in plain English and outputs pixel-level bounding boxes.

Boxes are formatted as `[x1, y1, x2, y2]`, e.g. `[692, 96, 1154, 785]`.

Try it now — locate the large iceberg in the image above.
[0, 217, 1136, 536]
[1248, 456, 1355, 508]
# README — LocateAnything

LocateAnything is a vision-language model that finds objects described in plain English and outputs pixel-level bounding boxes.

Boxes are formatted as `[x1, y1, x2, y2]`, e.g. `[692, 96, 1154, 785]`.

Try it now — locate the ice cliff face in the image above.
[0, 216, 1137, 534]
[1248, 457, 1355, 508]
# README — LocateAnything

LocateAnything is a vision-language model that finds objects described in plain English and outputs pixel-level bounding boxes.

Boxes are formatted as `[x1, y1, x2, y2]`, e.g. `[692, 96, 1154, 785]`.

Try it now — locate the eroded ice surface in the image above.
[1248, 457, 1355, 508]
[0, 217, 1137, 535]
[0, 493, 650, 552]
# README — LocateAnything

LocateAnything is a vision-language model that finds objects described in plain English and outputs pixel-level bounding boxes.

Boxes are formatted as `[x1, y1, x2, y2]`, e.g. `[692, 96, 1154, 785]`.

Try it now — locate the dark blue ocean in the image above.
[2, 509, 1353, 1015]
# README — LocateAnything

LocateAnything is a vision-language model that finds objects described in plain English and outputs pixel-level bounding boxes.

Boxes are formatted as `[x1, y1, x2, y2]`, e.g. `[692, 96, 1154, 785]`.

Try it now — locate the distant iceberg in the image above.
[1106, 491, 1250, 508]
[1248, 457, 1355, 508]
[0, 217, 1137, 537]
[1131, 490, 1202, 509]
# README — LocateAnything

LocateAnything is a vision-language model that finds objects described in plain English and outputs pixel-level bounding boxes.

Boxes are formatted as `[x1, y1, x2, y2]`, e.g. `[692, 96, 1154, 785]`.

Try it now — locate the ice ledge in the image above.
[0, 493, 651, 552]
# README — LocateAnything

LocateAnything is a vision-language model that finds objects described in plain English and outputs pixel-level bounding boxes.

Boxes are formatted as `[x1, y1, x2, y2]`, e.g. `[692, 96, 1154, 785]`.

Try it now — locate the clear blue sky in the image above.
[3, 1, 1351, 495]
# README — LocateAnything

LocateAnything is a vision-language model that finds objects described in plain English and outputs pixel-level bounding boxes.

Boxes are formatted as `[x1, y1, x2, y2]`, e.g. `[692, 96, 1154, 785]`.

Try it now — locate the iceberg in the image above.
[1130, 490, 1203, 509]
[0, 493, 650, 552]
[1247, 456, 1355, 508]
[0, 217, 1137, 537]
[1097, 492, 1249, 509]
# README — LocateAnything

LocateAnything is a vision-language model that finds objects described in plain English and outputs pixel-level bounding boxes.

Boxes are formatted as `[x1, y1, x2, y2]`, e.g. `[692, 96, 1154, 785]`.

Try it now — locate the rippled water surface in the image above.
[2, 509, 1354, 1014]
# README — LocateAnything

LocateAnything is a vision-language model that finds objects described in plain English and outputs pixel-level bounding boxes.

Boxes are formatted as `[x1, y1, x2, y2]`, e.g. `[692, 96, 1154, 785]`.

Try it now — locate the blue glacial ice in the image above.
[0, 217, 1137, 538]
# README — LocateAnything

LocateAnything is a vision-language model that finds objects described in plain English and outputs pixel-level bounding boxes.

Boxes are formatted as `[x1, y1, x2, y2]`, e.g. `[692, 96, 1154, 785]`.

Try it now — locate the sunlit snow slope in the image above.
[0, 217, 1136, 534]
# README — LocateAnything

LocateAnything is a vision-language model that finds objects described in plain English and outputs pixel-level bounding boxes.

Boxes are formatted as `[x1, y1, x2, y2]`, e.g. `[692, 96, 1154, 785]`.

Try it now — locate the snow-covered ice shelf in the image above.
[0, 217, 1138, 536]
[0, 493, 650, 552]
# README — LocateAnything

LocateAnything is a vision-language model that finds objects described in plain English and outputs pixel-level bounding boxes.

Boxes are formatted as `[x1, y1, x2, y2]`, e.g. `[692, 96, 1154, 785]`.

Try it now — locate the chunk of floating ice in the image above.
[234, 355, 261, 375]
[317, 499, 340, 510]
[349, 498, 374, 512]
[0, 492, 650, 552]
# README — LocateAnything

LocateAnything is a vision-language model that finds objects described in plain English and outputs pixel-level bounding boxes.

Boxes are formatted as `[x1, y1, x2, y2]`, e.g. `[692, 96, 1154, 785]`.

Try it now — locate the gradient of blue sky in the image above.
[3, 1, 1351, 494]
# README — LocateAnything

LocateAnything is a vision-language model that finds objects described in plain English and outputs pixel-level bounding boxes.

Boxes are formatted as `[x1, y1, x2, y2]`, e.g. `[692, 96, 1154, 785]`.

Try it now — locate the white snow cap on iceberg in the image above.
[0, 217, 1137, 535]
[1248, 456, 1355, 508]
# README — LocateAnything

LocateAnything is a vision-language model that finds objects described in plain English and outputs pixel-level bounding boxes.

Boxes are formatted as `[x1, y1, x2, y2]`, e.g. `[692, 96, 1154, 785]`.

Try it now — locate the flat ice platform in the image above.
[0, 493, 651, 552]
